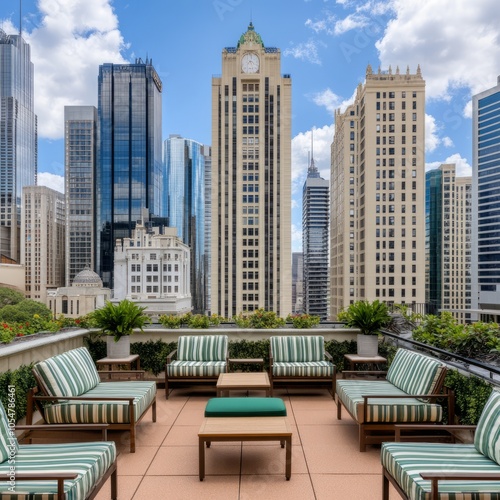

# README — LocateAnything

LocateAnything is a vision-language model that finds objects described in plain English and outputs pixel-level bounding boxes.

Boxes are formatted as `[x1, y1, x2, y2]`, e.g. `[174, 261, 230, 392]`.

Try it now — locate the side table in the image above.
[344, 354, 386, 371]
[228, 358, 265, 372]
[96, 354, 140, 371]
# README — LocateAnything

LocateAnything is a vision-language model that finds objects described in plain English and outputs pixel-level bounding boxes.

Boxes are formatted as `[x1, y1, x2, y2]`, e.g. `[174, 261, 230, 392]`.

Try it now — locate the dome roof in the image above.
[72, 268, 103, 288]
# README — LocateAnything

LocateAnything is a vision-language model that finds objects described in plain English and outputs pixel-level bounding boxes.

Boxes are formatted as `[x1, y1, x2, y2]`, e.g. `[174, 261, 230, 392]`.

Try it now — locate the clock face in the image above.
[241, 53, 260, 74]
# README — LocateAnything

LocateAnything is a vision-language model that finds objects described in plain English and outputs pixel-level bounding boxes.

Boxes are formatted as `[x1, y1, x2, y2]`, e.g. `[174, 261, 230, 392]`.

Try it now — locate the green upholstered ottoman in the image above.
[204, 397, 287, 417]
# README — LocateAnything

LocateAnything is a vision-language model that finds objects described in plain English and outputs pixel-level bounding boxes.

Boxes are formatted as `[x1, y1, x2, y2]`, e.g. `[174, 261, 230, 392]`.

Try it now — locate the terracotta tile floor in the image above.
[84, 386, 400, 500]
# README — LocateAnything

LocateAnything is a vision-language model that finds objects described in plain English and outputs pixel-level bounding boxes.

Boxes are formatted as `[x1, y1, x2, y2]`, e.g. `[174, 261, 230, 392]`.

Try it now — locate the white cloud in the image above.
[1, 0, 128, 139]
[425, 153, 472, 177]
[334, 13, 369, 35]
[284, 39, 325, 65]
[442, 137, 454, 148]
[376, 0, 500, 102]
[425, 114, 455, 153]
[37, 172, 65, 193]
[310, 87, 356, 116]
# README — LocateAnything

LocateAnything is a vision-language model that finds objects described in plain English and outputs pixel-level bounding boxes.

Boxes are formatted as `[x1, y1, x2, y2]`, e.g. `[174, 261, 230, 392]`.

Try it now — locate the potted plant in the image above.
[337, 300, 391, 357]
[92, 299, 149, 358]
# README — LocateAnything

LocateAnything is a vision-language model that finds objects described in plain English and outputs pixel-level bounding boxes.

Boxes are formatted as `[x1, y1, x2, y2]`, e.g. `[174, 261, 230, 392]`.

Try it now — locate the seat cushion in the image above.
[33, 347, 100, 398]
[273, 361, 334, 377]
[0, 441, 116, 500]
[167, 360, 227, 377]
[205, 397, 287, 417]
[177, 335, 228, 361]
[336, 379, 443, 424]
[381, 442, 500, 500]
[43, 380, 156, 424]
[0, 402, 18, 464]
[386, 349, 445, 397]
[270, 336, 325, 362]
[474, 389, 500, 465]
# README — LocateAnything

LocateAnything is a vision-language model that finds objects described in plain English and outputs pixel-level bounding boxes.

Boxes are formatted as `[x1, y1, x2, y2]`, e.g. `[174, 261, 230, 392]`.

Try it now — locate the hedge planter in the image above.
[106, 335, 130, 358]
[356, 334, 379, 357]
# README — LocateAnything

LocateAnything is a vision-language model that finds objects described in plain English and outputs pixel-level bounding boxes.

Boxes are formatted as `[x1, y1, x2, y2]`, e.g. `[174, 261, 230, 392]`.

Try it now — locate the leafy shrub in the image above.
[233, 309, 285, 329]
[286, 313, 320, 329]
[337, 300, 391, 335]
[0, 287, 25, 310]
[159, 314, 182, 329]
[188, 314, 210, 329]
[0, 300, 52, 324]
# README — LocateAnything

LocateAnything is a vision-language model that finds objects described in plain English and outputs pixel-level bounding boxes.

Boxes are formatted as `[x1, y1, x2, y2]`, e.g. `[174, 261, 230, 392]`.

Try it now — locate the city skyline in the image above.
[1, 0, 499, 251]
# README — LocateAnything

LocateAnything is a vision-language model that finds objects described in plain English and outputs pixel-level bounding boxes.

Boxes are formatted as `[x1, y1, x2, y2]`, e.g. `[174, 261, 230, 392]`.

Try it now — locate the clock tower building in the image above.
[211, 23, 292, 317]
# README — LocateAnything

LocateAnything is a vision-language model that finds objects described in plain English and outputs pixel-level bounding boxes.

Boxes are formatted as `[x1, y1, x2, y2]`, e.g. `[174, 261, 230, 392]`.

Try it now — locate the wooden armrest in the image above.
[362, 394, 446, 400]
[17, 423, 110, 440]
[32, 395, 135, 403]
[395, 424, 476, 441]
[0, 473, 79, 480]
[166, 349, 178, 364]
[324, 351, 334, 362]
[420, 471, 500, 498]
[98, 370, 145, 380]
[342, 370, 387, 378]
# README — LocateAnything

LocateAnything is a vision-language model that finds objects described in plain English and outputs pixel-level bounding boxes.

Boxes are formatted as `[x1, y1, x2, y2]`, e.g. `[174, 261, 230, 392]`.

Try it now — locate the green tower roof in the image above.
[237, 22, 264, 48]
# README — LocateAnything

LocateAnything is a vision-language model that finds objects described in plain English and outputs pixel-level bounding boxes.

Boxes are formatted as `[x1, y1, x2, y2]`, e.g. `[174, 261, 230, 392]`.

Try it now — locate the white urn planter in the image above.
[106, 336, 130, 359]
[356, 333, 379, 357]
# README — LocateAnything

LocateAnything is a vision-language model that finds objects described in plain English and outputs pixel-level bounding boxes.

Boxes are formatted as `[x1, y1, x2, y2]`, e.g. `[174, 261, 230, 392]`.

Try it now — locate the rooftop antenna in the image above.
[19, 0, 22, 36]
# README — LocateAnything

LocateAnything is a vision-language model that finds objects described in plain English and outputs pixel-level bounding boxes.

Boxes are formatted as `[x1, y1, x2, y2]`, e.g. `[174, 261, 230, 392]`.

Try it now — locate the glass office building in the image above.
[0, 29, 37, 262]
[64, 106, 97, 286]
[164, 135, 208, 313]
[472, 77, 500, 319]
[96, 60, 162, 288]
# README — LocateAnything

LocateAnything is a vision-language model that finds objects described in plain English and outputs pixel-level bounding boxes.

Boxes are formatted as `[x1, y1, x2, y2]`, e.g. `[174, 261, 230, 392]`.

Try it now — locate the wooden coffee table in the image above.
[216, 372, 271, 397]
[198, 416, 292, 480]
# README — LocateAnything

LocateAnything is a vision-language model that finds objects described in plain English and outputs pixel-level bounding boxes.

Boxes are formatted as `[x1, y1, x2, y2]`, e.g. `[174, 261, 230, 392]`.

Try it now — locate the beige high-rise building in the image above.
[330, 65, 426, 318]
[211, 23, 292, 318]
[22, 186, 65, 304]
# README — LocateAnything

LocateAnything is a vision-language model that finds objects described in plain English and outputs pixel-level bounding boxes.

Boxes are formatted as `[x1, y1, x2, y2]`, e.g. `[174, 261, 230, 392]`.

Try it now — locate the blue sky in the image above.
[1, 0, 499, 251]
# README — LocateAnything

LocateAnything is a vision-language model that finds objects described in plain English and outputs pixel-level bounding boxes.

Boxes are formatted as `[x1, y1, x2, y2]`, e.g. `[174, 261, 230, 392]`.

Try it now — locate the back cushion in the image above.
[0, 402, 18, 464]
[271, 336, 325, 362]
[386, 349, 444, 396]
[177, 335, 228, 361]
[33, 347, 100, 397]
[474, 389, 500, 464]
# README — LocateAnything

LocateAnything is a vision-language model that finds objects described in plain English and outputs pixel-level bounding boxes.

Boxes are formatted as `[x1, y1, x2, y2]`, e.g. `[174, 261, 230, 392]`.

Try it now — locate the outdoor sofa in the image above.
[336, 348, 453, 451]
[27, 346, 157, 453]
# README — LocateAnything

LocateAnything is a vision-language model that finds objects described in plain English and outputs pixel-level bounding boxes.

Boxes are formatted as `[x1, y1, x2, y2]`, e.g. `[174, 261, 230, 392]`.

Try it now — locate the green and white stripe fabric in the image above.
[386, 349, 445, 398]
[271, 336, 325, 362]
[273, 361, 334, 377]
[167, 361, 227, 377]
[33, 347, 100, 397]
[0, 441, 116, 500]
[474, 389, 500, 465]
[177, 335, 228, 362]
[0, 402, 18, 464]
[336, 379, 443, 424]
[43, 380, 156, 424]
[381, 441, 500, 500]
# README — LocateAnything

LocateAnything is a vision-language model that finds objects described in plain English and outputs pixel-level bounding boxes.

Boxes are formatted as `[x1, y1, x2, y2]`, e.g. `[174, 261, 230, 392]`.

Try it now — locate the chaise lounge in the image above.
[382, 388, 500, 499]
[27, 346, 157, 453]
[165, 335, 229, 398]
[336, 348, 453, 451]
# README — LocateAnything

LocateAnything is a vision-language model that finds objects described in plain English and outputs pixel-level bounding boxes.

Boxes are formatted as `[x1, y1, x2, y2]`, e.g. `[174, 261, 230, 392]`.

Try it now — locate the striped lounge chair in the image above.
[165, 335, 229, 398]
[27, 347, 157, 453]
[269, 336, 336, 397]
[336, 349, 453, 451]
[382, 389, 500, 500]
[0, 401, 117, 499]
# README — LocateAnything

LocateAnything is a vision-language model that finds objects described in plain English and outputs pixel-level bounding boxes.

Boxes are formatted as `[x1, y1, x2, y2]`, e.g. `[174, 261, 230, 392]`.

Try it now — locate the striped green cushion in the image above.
[0, 441, 116, 500]
[43, 380, 156, 424]
[271, 336, 325, 362]
[474, 389, 500, 465]
[273, 361, 334, 377]
[177, 335, 228, 361]
[336, 379, 443, 424]
[386, 349, 444, 397]
[381, 442, 500, 500]
[0, 402, 18, 464]
[167, 360, 227, 377]
[33, 347, 100, 397]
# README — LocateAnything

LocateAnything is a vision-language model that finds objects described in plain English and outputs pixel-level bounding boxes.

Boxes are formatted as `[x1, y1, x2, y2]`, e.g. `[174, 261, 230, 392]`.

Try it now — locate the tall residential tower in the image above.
[96, 60, 162, 288]
[331, 65, 426, 317]
[211, 23, 292, 317]
[0, 29, 37, 263]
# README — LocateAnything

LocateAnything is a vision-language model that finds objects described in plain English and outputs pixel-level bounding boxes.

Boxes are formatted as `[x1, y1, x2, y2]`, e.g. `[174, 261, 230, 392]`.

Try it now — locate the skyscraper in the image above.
[163, 134, 209, 313]
[64, 106, 97, 286]
[331, 65, 426, 317]
[426, 164, 471, 322]
[211, 23, 292, 317]
[302, 144, 329, 320]
[292, 252, 304, 314]
[96, 60, 162, 288]
[22, 186, 65, 304]
[472, 77, 500, 321]
[0, 29, 37, 263]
